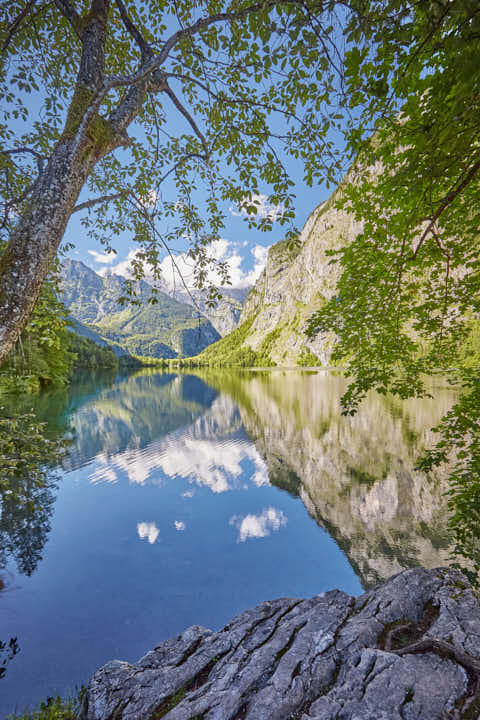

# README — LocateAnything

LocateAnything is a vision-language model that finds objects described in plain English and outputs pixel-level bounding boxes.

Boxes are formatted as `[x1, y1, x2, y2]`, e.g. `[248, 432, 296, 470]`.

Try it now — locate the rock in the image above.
[79, 567, 480, 720]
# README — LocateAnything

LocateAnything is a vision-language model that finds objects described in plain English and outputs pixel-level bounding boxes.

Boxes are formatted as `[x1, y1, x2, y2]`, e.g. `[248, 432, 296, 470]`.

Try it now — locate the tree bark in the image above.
[0, 131, 121, 364]
[0, 0, 117, 365]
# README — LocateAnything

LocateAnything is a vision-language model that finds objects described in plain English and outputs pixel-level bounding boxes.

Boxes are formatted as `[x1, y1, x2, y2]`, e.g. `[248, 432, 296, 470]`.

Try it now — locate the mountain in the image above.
[189, 188, 357, 366]
[233, 192, 356, 365]
[153, 282, 249, 337]
[69, 318, 129, 357]
[60, 259, 221, 359]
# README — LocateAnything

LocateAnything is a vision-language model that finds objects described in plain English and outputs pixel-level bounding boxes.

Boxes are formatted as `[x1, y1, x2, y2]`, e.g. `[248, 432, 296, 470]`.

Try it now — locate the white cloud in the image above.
[174, 520, 186, 531]
[103, 239, 270, 290]
[182, 490, 195, 498]
[98, 248, 138, 278]
[229, 507, 287, 542]
[88, 249, 117, 264]
[137, 521, 159, 544]
[138, 189, 158, 208]
[157, 239, 270, 290]
[230, 194, 286, 222]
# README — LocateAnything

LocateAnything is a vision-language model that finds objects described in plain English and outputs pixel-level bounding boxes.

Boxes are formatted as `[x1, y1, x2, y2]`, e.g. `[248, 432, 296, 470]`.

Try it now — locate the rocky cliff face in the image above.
[239, 195, 361, 365]
[79, 566, 480, 720]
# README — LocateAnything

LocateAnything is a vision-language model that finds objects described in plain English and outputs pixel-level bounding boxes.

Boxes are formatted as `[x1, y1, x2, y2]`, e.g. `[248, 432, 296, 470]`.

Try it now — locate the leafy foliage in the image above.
[307, 0, 480, 411]
[417, 376, 480, 582]
[69, 333, 118, 370]
[0, 280, 73, 393]
[305, 0, 480, 575]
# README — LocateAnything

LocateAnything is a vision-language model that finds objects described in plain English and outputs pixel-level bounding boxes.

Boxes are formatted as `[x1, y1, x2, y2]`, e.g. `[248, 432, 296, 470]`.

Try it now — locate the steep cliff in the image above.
[238, 193, 360, 365]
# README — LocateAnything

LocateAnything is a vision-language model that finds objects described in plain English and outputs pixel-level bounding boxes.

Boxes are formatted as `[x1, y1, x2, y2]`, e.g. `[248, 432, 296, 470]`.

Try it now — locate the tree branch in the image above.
[72, 149, 209, 214]
[156, 0, 304, 67]
[162, 83, 210, 157]
[53, 0, 82, 38]
[1, 147, 46, 174]
[412, 155, 480, 258]
[128, 193, 202, 312]
[2, 0, 37, 53]
[114, 0, 152, 60]
[77, 0, 110, 90]
[392, 636, 480, 674]
[108, 0, 308, 133]
[72, 189, 131, 213]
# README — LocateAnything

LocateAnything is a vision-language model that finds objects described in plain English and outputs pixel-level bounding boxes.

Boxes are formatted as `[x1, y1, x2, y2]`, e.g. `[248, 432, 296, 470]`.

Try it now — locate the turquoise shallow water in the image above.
[0, 369, 457, 716]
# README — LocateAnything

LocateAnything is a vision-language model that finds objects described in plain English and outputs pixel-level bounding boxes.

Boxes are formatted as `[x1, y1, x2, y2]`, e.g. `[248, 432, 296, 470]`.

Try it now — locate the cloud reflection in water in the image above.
[229, 508, 287, 542]
[137, 522, 160, 544]
[88, 397, 269, 494]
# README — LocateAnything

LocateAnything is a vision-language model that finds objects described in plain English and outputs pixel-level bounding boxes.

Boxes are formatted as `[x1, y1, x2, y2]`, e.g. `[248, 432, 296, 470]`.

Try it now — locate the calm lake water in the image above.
[0, 369, 459, 716]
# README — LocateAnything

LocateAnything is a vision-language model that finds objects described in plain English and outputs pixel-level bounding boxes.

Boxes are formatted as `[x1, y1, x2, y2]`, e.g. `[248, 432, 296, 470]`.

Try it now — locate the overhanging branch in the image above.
[2, 0, 37, 53]
[412, 155, 480, 258]
[72, 189, 131, 213]
[1, 146, 46, 174]
[162, 84, 210, 158]
[53, 0, 82, 38]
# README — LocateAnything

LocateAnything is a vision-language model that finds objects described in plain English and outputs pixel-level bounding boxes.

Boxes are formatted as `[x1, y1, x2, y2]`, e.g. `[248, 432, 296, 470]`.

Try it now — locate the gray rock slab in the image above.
[78, 567, 480, 720]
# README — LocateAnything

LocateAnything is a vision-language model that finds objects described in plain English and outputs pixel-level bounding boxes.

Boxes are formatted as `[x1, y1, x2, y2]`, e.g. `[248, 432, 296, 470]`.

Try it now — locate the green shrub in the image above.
[297, 349, 321, 366]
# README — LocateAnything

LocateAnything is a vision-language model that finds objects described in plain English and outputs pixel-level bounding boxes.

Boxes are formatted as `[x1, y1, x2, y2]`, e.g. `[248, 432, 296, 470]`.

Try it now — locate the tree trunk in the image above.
[0, 133, 118, 364]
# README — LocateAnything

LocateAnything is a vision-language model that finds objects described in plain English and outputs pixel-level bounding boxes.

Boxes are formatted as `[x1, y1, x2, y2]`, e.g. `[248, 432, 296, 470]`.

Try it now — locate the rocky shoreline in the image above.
[79, 567, 480, 720]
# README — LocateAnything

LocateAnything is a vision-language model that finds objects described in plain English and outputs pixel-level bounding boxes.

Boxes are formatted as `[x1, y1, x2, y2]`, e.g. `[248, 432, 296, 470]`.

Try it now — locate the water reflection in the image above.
[60, 368, 462, 587]
[230, 507, 288, 542]
[0, 367, 473, 715]
[69, 375, 269, 493]
[196, 369, 460, 587]
[0, 474, 56, 577]
[1, 369, 462, 587]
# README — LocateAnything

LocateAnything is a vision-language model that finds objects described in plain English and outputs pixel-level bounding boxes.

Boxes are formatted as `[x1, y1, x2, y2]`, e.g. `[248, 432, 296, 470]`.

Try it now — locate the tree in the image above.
[0, 0, 357, 364]
[307, 0, 480, 410]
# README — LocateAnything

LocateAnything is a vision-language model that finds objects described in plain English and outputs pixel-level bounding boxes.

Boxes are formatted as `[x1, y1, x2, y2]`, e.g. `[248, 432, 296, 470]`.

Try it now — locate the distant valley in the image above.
[60, 259, 247, 359]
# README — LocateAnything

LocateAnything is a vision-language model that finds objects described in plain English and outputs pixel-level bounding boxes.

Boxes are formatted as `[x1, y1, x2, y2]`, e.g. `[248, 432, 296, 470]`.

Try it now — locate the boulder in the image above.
[79, 567, 480, 720]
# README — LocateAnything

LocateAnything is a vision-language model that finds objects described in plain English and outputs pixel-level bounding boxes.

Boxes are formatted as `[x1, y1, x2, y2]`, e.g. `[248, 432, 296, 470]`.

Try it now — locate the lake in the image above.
[0, 368, 459, 717]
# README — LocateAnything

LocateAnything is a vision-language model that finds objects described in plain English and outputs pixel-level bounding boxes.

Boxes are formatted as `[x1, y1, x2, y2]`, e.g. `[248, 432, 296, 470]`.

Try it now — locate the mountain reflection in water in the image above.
[200, 369, 459, 587]
[0, 368, 464, 715]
